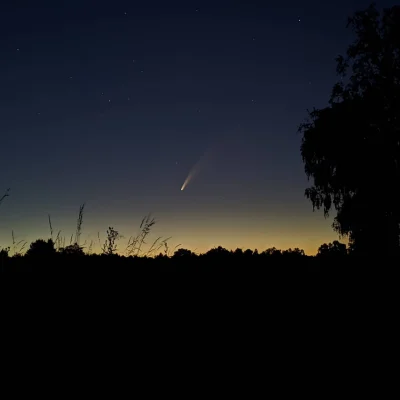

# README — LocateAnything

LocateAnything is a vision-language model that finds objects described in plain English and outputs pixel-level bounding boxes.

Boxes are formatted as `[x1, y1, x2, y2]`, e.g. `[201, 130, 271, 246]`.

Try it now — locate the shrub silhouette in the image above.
[1, 247, 9, 259]
[26, 239, 56, 257]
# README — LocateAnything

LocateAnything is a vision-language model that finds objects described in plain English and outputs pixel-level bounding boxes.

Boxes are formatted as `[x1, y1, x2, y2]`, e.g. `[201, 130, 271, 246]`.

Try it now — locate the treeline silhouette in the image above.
[0, 235, 365, 274]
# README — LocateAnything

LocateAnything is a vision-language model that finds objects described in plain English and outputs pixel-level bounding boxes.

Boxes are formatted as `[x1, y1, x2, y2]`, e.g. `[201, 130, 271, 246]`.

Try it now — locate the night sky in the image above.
[0, 0, 392, 254]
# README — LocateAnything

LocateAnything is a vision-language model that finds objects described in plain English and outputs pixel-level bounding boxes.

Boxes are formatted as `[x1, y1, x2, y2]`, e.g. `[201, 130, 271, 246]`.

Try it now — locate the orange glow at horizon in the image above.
[0, 202, 346, 257]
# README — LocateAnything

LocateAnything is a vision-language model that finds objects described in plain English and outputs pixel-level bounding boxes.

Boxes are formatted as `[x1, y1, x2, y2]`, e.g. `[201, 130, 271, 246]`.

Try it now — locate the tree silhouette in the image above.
[243, 249, 254, 257]
[205, 246, 230, 258]
[261, 247, 281, 257]
[299, 4, 400, 256]
[233, 248, 244, 257]
[173, 248, 195, 259]
[317, 241, 347, 258]
[60, 243, 85, 256]
[26, 239, 56, 257]
[282, 248, 305, 257]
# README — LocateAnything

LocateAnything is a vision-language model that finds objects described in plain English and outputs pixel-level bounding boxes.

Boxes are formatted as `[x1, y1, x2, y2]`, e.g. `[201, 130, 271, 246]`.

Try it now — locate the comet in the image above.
[180, 131, 235, 191]
[180, 142, 218, 192]
[180, 171, 194, 191]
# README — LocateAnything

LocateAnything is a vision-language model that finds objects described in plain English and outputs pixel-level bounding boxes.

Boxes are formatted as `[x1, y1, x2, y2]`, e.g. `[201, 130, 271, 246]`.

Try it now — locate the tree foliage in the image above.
[317, 241, 347, 258]
[299, 3, 400, 255]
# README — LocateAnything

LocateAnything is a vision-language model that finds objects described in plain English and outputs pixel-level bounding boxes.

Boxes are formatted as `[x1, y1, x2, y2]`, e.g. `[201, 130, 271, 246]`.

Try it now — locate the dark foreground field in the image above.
[1, 252, 392, 299]
[1, 252, 395, 382]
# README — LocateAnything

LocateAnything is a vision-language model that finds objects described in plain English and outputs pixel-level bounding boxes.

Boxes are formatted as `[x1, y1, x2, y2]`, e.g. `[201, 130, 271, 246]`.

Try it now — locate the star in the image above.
[298, 17, 301, 22]
[108, 99, 111, 103]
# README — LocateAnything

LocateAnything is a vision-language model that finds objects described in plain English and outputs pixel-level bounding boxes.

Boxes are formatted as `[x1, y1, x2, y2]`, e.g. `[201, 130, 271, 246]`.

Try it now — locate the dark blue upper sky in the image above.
[0, 0, 392, 254]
